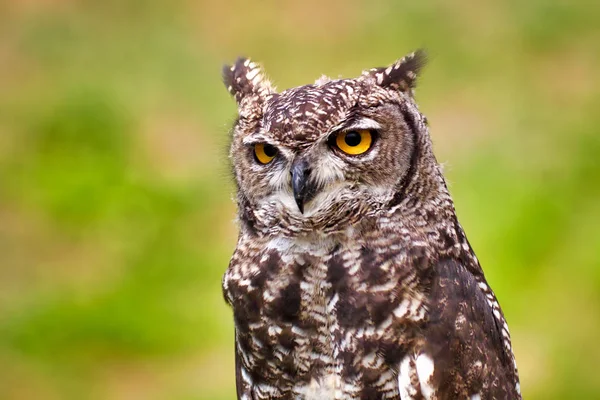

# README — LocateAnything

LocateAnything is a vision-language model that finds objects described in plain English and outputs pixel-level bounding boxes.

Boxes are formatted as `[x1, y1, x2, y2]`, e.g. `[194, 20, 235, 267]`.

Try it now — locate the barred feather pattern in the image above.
[222, 52, 521, 399]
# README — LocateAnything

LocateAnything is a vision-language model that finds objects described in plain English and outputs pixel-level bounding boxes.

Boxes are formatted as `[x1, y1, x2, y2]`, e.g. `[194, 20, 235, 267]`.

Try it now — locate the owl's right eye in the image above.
[254, 143, 278, 164]
[332, 129, 374, 156]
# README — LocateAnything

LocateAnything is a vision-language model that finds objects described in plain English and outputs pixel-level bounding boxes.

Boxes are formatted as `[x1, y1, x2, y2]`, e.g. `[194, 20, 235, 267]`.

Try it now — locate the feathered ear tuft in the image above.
[364, 49, 427, 94]
[222, 57, 274, 105]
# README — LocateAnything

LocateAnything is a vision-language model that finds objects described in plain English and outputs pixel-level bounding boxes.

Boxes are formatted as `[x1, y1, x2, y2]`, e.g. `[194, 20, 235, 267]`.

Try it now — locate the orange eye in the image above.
[254, 143, 278, 164]
[335, 129, 373, 155]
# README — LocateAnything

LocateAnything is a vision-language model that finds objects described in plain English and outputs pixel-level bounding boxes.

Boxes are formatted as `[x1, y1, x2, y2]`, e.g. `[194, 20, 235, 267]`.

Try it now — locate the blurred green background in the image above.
[0, 0, 598, 399]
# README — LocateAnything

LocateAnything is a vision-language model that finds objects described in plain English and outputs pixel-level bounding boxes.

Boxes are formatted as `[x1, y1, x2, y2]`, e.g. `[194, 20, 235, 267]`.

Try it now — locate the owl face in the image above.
[224, 52, 426, 236]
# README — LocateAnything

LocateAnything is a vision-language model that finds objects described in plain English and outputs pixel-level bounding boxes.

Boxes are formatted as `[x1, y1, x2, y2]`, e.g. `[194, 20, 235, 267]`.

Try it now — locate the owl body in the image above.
[222, 53, 521, 399]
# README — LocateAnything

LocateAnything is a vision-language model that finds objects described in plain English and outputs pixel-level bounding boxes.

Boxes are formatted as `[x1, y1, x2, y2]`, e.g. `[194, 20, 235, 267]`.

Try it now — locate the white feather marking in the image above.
[291, 326, 307, 335]
[314, 75, 331, 85]
[416, 353, 436, 399]
[263, 290, 275, 302]
[378, 315, 393, 329]
[393, 299, 411, 319]
[296, 375, 339, 400]
[265, 237, 293, 252]
[398, 356, 413, 400]
[493, 309, 501, 320]
[362, 351, 377, 365]
[251, 74, 263, 86]
[246, 67, 260, 81]
[240, 365, 253, 384]
[344, 117, 382, 131]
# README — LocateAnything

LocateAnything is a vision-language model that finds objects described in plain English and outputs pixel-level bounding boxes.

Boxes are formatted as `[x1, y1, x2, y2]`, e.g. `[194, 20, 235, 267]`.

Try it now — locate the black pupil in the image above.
[263, 144, 277, 157]
[344, 131, 362, 147]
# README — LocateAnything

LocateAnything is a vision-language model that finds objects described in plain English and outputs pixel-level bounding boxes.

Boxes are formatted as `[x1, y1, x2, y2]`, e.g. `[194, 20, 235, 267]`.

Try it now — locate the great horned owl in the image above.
[221, 51, 521, 400]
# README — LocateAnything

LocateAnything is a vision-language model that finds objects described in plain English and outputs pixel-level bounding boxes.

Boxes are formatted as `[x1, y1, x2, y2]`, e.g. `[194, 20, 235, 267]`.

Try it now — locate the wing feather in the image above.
[419, 257, 520, 399]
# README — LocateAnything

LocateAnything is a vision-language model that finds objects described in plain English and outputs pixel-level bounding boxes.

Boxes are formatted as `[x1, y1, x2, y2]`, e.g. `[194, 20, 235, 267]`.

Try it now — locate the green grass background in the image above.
[0, 0, 599, 398]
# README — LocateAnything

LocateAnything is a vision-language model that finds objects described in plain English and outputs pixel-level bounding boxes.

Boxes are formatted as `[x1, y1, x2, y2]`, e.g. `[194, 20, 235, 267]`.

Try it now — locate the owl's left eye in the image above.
[254, 143, 278, 164]
[333, 129, 374, 155]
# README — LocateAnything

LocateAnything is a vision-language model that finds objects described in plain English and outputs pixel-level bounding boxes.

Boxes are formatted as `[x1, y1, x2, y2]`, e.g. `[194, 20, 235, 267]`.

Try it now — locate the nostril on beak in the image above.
[290, 166, 311, 178]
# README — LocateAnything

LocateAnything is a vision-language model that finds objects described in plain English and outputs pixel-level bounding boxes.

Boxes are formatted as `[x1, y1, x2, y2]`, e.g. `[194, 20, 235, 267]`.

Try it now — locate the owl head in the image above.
[223, 51, 443, 238]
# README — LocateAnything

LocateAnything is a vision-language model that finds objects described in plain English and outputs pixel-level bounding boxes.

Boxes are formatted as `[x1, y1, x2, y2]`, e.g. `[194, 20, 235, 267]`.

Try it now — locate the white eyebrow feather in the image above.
[242, 133, 272, 145]
[332, 117, 381, 133]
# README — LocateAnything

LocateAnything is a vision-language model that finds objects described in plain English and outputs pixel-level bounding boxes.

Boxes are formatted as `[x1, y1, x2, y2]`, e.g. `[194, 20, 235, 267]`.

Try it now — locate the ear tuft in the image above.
[365, 49, 427, 94]
[222, 57, 274, 105]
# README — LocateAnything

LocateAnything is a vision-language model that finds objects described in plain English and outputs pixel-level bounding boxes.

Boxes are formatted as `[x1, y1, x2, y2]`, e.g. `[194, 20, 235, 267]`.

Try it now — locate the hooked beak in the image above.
[290, 158, 314, 214]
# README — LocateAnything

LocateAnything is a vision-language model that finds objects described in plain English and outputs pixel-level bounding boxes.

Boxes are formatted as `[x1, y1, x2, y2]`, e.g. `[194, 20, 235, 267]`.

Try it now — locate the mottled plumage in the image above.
[222, 52, 521, 399]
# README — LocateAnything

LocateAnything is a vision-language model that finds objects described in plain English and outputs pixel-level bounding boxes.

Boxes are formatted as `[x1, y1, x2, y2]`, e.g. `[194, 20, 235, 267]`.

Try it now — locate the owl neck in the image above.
[388, 104, 457, 225]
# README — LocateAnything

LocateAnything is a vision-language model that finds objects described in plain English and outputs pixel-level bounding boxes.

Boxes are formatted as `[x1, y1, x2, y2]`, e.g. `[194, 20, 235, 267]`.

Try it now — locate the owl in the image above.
[221, 51, 521, 400]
